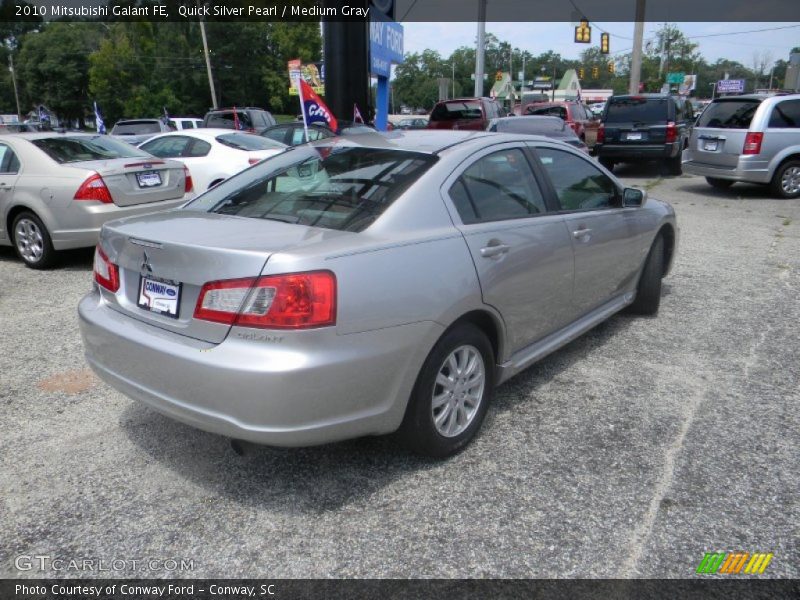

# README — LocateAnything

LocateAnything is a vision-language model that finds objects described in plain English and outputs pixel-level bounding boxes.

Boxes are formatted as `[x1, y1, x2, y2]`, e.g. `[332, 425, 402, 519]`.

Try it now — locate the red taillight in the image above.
[194, 271, 336, 329]
[248, 158, 261, 165]
[596, 124, 605, 144]
[75, 172, 113, 204]
[743, 132, 763, 155]
[93, 245, 119, 292]
[665, 121, 677, 144]
[183, 166, 193, 193]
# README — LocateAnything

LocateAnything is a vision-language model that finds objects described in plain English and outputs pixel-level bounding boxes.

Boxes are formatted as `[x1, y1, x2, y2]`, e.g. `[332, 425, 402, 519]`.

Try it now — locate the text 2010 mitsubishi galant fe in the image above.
[79, 131, 677, 457]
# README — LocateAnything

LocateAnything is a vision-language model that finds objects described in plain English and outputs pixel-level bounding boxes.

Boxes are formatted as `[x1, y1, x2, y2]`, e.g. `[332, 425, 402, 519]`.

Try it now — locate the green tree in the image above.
[17, 23, 104, 125]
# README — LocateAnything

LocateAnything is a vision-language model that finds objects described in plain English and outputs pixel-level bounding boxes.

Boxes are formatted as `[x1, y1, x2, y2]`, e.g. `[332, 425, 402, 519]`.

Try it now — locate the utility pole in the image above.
[629, 0, 646, 94]
[8, 54, 22, 121]
[198, 5, 218, 109]
[474, 0, 486, 97]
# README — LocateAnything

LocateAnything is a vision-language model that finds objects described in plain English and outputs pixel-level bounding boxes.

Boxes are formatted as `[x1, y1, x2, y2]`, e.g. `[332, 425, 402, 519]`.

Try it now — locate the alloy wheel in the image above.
[781, 166, 800, 195]
[14, 218, 44, 263]
[431, 344, 485, 438]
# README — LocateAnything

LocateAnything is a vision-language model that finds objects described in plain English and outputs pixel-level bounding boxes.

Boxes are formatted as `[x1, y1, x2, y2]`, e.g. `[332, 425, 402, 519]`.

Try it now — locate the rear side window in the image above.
[0, 144, 20, 173]
[140, 136, 192, 158]
[32, 136, 148, 163]
[697, 99, 761, 129]
[536, 147, 618, 211]
[768, 100, 800, 128]
[605, 98, 669, 124]
[186, 139, 212, 157]
[450, 149, 547, 224]
[111, 120, 162, 135]
[262, 126, 289, 144]
[431, 101, 482, 121]
[187, 147, 437, 232]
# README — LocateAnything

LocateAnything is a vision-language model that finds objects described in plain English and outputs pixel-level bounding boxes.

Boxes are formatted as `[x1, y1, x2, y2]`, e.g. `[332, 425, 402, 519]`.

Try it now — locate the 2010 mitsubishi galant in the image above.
[79, 131, 677, 457]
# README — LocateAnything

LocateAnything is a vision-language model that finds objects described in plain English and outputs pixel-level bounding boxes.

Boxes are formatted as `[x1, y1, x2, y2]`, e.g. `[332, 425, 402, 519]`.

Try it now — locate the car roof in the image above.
[307, 130, 555, 155]
[0, 131, 105, 141]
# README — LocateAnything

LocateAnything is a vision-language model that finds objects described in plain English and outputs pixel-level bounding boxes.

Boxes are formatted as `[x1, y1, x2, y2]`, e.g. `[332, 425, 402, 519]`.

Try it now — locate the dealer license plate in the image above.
[626, 132, 643, 141]
[704, 141, 718, 151]
[136, 171, 162, 188]
[138, 276, 181, 318]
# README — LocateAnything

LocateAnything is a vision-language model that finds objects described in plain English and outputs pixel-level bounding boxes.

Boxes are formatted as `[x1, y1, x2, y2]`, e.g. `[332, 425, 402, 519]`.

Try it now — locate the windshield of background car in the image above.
[111, 121, 162, 134]
[31, 136, 150, 163]
[206, 112, 253, 129]
[184, 146, 437, 232]
[430, 101, 482, 121]
[215, 133, 286, 151]
[696, 99, 762, 129]
[605, 98, 669, 123]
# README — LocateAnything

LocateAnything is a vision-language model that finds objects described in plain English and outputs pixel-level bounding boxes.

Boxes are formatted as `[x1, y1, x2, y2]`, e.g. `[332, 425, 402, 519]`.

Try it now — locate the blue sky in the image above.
[401, 22, 800, 67]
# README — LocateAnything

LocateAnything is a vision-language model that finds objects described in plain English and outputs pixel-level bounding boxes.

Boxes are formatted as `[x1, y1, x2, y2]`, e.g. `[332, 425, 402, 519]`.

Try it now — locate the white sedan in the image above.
[139, 129, 287, 192]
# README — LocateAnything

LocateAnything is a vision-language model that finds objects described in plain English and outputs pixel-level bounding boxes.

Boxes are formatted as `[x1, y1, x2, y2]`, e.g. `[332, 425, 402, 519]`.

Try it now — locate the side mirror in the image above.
[622, 187, 646, 207]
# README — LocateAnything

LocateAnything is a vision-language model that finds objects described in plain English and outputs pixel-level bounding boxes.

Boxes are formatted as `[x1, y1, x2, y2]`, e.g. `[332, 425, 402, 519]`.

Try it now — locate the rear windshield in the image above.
[31, 136, 149, 164]
[215, 133, 285, 151]
[185, 146, 437, 233]
[206, 111, 253, 129]
[111, 121, 162, 135]
[526, 105, 568, 120]
[430, 101, 482, 121]
[494, 117, 570, 135]
[697, 99, 761, 129]
[605, 98, 670, 123]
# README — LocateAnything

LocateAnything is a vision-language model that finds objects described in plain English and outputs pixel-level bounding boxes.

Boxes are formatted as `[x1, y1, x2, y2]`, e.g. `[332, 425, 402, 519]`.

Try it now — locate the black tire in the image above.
[667, 152, 682, 176]
[599, 157, 615, 172]
[769, 160, 800, 199]
[11, 211, 56, 269]
[628, 235, 664, 316]
[398, 323, 495, 458]
[706, 177, 734, 190]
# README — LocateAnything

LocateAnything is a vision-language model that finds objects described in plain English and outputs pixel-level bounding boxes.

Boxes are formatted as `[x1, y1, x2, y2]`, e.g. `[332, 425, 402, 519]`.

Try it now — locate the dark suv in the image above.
[203, 107, 276, 132]
[426, 98, 502, 131]
[595, 94, 694, 174]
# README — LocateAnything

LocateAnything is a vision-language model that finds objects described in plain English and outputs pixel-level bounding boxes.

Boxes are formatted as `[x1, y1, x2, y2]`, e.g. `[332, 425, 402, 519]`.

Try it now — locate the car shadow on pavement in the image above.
[119, 313, 635, 514]
[0, 246, 94, 269]
[675, 181, 776, 200]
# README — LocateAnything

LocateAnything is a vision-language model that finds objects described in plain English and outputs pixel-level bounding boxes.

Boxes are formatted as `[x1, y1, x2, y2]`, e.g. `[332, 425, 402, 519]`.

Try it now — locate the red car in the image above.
[426, 97, 503, 131]
[522, 101, 598, 143]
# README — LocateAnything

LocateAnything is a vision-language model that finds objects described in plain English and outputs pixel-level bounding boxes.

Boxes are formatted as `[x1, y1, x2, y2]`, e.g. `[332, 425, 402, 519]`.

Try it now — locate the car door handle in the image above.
[573, 228, 592, 239]
[480, 242, 510, 258]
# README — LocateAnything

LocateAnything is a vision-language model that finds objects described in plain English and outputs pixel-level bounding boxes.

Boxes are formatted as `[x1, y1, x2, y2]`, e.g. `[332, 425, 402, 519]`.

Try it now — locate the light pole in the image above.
[474, 0, 486, 97]
[8, 54, 22, 122]
[452, 62, 456, 99]
[709, 82, 716, 101]
[198, 2, 218, 109]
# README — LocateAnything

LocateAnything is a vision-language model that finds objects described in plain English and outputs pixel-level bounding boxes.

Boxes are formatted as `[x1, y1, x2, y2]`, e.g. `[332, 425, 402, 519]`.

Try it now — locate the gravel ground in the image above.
[1, 168, 798, 579]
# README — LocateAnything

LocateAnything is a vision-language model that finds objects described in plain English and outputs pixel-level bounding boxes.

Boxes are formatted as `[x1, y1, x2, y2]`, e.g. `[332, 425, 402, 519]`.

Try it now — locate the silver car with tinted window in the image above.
[0, 133, 193, 268]
[683, 93, 800, 198]
[79, 131, 677, 457]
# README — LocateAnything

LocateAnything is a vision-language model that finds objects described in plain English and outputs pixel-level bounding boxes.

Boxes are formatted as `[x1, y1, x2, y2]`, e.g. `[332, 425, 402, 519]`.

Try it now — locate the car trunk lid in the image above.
[71, 158, 187, 206]
[99, 211, 331, 343]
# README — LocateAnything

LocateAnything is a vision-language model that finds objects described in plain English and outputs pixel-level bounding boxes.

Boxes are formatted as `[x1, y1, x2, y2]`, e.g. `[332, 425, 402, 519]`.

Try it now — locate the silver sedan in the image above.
[0, 133, 192, 268]
[79, 131, 677, 457]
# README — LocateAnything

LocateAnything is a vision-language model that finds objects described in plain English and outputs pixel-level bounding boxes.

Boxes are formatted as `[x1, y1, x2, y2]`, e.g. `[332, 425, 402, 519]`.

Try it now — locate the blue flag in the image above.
[94, 102, 106, 134]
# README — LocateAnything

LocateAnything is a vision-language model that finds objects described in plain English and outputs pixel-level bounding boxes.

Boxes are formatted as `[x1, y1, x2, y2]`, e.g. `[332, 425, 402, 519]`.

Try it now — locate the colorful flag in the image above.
[93, 102, 106, 134]
[353, 103, 364, 124]
[297, 79, 338, 133]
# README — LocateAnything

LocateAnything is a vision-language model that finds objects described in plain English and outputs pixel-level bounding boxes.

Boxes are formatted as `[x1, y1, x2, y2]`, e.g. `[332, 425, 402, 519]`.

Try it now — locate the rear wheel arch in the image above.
[446, 309, 505, 367]
[6, 204, 38, 239]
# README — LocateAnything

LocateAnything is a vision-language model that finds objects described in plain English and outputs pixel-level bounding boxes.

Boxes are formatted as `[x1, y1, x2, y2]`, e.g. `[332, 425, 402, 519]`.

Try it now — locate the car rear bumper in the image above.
[681, 160, 772, 184]
[78, 291, 442, 446]
[595, 143, 680, 160]
[52, 196, 191, 250]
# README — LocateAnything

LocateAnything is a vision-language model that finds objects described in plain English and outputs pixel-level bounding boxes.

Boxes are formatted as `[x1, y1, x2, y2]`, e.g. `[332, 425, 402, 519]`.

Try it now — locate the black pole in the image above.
[323, 0, 371, 125]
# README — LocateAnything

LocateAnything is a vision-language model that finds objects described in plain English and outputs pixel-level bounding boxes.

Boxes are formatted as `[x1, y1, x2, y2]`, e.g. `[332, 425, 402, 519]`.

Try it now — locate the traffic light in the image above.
[600, 33, 610, 54]
[579, 67, 585, 79]
[592, 66, 599, 79]
[608, 61, 615, 74]
[574, 19, 591, 43]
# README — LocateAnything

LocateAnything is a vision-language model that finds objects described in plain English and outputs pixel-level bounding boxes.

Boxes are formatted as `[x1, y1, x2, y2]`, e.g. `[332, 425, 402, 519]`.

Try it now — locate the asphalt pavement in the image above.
[1, 168, 798, 579]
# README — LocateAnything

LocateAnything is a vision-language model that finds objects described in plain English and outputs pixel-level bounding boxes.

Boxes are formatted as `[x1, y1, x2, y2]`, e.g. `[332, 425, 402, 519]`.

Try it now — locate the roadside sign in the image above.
[717, 79, 745, 93]
[667, 72, 685, 84]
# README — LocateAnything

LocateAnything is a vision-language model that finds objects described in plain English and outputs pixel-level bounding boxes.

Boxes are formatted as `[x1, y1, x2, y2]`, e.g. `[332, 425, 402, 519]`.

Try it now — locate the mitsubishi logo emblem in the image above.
[141, 251, 153, 276]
